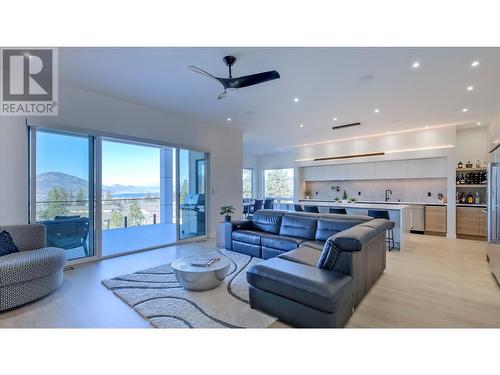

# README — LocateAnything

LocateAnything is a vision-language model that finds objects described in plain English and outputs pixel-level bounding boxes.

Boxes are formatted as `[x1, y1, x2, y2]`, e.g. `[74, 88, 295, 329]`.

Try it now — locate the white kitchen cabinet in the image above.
[348, 162, 376, 180]
[323, 164, 348, 180]
[302, 166, 324, 181]
[375, 160, 408, 179]
[407, 158, 446, 178]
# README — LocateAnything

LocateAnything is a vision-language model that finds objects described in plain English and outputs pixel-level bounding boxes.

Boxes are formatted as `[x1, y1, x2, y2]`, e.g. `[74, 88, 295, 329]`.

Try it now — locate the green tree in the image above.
[128, 200, 145, 226]
[264, 169, 293, 198]
[39, 187, 72, 220]
[242, 170, 252, 198]
[109, 209, 124, 229]
[180, 179, 189, 204]
[75, 188, 86, 205]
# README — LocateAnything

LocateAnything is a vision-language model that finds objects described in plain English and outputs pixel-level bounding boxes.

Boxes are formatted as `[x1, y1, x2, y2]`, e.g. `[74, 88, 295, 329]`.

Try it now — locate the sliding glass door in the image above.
[29, 128, 208, 262]
[101, 139, 176, 256]
[30, 128, 95, 261]
[178, 149, 207, 239]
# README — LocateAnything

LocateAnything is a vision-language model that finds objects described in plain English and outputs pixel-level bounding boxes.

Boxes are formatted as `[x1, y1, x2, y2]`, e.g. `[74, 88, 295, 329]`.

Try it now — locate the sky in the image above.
[36, 130, 194, 187]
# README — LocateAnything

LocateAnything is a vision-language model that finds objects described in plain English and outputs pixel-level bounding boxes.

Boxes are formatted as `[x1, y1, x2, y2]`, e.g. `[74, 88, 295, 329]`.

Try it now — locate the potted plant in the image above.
[304, 191, 311, 199]
[334, 197, 340, 203]
[341, 190, 349, 204]
[348, 197, 357, 203]
[220, 205, 235, 222]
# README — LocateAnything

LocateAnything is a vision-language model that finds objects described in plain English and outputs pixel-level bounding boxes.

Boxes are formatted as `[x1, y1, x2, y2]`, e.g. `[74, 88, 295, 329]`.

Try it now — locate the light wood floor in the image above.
[0, 235, 499, 328]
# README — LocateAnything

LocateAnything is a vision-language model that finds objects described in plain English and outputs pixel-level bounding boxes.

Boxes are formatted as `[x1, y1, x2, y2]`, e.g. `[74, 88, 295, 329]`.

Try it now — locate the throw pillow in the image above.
[317, 238, 342, 270]
[0, 231, 20, 257]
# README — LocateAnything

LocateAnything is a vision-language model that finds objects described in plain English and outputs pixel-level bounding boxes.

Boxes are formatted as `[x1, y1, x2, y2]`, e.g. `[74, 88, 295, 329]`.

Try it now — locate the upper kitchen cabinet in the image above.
[348, 162, 376, 180]
[375, 160, 408, 179]
[302, 166, 324, 181]
[407, 158, 446, 178]
[323, 164, 349, 180]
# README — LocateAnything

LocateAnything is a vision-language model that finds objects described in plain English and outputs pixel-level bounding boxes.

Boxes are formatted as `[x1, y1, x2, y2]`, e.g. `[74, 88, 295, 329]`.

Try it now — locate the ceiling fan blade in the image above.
[188, 65, 223, 84]
[222, 70, 280, 89]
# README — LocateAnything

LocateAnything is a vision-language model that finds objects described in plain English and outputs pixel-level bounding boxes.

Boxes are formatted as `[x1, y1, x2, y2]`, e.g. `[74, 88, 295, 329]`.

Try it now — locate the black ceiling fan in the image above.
[189, 55, 280, 99]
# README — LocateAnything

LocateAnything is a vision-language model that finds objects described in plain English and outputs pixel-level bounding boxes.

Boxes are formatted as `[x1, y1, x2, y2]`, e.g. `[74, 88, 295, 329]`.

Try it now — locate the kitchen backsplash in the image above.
[305, 178, 448, 203]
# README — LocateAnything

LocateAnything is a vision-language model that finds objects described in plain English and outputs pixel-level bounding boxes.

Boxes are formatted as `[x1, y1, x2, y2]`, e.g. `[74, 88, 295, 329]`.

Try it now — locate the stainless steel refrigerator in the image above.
[487, 162, 500, 283]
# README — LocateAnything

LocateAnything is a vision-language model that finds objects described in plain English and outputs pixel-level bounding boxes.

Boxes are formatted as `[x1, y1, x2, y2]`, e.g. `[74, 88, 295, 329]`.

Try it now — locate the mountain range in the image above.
[36, 172, 160, 198]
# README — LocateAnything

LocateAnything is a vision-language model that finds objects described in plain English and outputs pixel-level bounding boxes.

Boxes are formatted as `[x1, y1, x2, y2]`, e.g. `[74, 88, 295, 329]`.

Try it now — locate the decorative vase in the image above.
[224, 215, 231, 222]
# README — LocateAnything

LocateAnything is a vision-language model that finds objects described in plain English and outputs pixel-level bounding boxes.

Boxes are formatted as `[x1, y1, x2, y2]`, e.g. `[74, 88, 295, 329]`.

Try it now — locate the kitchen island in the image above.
[298, 199, 411, 251]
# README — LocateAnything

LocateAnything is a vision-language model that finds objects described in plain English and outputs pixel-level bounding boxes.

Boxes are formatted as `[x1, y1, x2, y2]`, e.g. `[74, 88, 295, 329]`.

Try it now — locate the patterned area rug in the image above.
[102, 249, 277, 328]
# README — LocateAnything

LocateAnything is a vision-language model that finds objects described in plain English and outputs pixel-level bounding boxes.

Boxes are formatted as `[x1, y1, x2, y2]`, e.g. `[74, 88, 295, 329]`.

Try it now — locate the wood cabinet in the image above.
[456, 206, 487, 240]
[425, 206, 447, 235]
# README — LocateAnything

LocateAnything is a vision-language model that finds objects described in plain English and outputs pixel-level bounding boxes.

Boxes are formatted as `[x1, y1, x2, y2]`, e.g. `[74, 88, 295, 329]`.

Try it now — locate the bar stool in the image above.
[367, 210, 394, 251]
[304, 206, 320, 213]
[329, 208, 347, 214]
[294, 204, 304, 212]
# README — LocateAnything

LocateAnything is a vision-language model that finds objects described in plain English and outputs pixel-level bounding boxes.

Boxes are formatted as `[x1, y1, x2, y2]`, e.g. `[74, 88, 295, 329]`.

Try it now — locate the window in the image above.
[242, 169, 254, 198]
[263, 168, 294, 199]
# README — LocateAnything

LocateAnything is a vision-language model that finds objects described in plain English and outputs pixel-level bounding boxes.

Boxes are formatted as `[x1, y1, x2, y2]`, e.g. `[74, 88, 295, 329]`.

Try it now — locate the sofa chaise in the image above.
[224, 210, 393, 327]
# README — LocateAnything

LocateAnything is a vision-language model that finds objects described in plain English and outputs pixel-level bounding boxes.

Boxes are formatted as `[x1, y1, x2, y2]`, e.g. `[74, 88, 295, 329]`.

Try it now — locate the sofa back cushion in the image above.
[315, 215, 371, 241]
[279, 213, 318, 240]
[251, 210, 285, 234]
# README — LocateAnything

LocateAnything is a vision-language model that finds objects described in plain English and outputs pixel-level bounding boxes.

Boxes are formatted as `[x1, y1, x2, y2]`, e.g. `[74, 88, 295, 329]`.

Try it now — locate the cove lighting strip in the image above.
[296, 145, 455, 162]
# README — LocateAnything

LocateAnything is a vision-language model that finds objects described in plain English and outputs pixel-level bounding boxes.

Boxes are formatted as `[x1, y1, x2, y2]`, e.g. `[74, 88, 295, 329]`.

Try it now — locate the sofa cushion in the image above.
[0, 231, 19, 257]
[232, 230, 263, 245]
[246, 257, 353, 313]
[279, 213, 318, 240]
[0, 247, 66, 287]
[317, 238, 343, 270]
[300, 240, 325, 250]
[261, 234, 306, 251]
[332, 218, 394, 252]
[278, 246, 321, 267]
[251, 210, 285, 234]
[315, 216, 370, 241]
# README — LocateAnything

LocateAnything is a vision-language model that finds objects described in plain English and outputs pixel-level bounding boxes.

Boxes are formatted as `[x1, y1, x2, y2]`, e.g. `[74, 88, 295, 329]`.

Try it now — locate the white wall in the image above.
[0, 84, 243, 237]
[456, 127, 488, 165]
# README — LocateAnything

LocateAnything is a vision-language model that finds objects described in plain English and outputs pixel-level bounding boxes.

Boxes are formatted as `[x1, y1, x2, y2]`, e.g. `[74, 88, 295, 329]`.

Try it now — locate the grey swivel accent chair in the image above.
[0, 224, 66, 311]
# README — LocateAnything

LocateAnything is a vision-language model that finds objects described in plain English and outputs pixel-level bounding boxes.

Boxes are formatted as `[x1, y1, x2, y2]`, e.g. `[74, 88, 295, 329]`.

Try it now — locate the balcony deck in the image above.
[66, 223, 177, 259]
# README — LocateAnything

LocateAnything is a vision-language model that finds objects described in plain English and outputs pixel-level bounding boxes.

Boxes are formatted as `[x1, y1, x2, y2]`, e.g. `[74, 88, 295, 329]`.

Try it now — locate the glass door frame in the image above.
[28, 124, 210, 265]
[28, 126, 99, 264]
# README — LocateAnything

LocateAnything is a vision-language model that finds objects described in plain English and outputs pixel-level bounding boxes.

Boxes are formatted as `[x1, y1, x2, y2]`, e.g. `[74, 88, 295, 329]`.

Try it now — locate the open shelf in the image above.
[456, 167, 487, 172]
[456, 184, 487, 188]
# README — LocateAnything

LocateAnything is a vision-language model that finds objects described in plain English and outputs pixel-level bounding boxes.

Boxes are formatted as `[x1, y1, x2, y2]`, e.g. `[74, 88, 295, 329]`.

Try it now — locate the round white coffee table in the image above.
[171, 252, 231, 291]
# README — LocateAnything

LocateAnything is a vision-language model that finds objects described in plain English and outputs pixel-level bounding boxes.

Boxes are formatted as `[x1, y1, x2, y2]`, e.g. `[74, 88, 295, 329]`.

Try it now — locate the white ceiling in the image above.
[58, 47, 500, 154]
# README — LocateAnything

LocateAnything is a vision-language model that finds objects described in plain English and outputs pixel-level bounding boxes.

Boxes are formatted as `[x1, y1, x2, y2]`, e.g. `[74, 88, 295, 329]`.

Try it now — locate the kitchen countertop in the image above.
[300, 200, 410, 211]
[299, 199, 446, 206]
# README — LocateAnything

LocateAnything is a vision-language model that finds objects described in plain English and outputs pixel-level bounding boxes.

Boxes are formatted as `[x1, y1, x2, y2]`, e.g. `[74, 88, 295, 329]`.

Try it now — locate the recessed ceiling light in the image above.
[293, 97, 299, 102]
[467, 85, 474, 91]
[227, 117, 231, 122]
[299, 124, 304, 128]
[462, 108, 469, 113]
[477, 122, 482, 126]
[471, 61, 480, 67]
[374, 109, 380, 113]
[333, 117, 338, 121]
[412, 61, 420, 69]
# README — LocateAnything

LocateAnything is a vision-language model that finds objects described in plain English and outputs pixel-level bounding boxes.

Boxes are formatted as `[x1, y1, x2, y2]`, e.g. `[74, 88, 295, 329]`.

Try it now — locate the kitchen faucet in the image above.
[385, 189, 392, 202]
